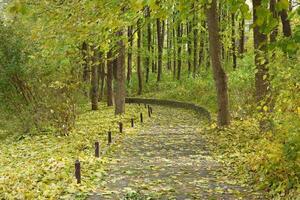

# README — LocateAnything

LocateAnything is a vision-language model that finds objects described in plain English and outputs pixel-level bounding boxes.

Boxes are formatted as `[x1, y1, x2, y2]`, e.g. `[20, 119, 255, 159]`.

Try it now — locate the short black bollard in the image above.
[140, 113, 143, 123]
[75, 160, 81, 184]
[119, 122, 123, 133]
[108, 131, 112, 145]
[148, 107, 151, 117]
[95, 142, 100, 158]
[131, 118, 134, 127]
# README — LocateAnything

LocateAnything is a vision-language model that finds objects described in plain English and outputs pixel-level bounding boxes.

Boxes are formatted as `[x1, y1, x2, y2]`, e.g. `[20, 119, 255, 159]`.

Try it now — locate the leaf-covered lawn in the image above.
[0, 104, 146, 199]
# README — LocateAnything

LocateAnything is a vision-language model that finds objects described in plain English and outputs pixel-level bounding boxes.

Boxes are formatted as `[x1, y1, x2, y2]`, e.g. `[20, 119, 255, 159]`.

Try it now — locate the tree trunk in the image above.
[177, 22, 182, 80]
[107, 50, 114, 106]
[98, 52, 105, 101]
[115, 31, 126, 115]
[187, 22, 192, 77]
[270, 0, 278, 43]
[231, 14, 237, 69]
[193, 3, 198, 78]
[146, 6, 151, 83]
[239, 18, 245, 56]
[127, 26, 133, 83]
[280, 8, 292, 37]
[206, 0, 230, 126]
[156, 18, 163, 82]
[137, 19, 143, 95]
[253, 0, 269, 103]
[173, 25, 177, 79]
[82, 42, 90, 96]
[167, 19, 172, 70]
[91, 47, 99, 110]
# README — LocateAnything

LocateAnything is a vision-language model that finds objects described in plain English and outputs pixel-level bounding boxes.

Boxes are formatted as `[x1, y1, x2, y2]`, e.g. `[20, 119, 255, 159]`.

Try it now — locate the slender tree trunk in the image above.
[137, 19, 143, 95]
[91, 47, 99, 110]
[270, 0, 278, 43]
[239, 18, 245, 56]
[98, 52, 105, 101]
[199, 21, 205, 68]
[231, 14, 237, 69]
[151, 23, 156, 73]
[157, 18, 163, 82]
[127, 26, 133, 83]
[107, 50, 114, 106]
[187, 22, 192, 77]
[193, 4, 198, 78]
[167, 19, 172, 70]
[177, 22, 182, 80]
[173, 26, 177, 79]
[280, 8, 292, 37]
[253, 0, 269, 103]
[206, 0, 230, 126]
[115, 31, 126, 115]
[146, 6, 151, 83]
[82, 42, 90, 96]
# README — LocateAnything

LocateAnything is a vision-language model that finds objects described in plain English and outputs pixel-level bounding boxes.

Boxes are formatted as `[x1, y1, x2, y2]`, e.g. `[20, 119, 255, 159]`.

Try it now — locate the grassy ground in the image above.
[0, 103, 148, 199]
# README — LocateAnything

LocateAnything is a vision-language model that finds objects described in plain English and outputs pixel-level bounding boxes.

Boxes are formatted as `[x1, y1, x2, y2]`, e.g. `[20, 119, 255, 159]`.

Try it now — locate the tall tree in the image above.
[187, 21, 192, 77]
[231, 14, 237, 69]
[107, 49, 114, 106]
[137, 19, 143, 95]
[146, 6, 151, 83]
[239, 17, 245, 56]
[127, 26, 133, 83]
[253, 0, 269, 103]
[156, 18, 163, 82]
[91, 47, 99, 110]
[98, 52, 105, 101]
[270, 0, 278, 43]
[193, 3, 198, 78]
[177, 22, 182, 80]
[206, 0, 230, 126]
[82, 42, 90, 96]
[279, 4, 292, 37]
[115, 31, 126, 115]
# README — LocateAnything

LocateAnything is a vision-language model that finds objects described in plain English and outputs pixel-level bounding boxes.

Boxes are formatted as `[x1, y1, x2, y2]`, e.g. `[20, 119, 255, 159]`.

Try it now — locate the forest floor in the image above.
[88, 106, 263, 200]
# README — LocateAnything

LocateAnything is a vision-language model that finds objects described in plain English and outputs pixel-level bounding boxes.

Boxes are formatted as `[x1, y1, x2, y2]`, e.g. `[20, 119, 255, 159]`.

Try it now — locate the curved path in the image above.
[88, 106, 262, 199]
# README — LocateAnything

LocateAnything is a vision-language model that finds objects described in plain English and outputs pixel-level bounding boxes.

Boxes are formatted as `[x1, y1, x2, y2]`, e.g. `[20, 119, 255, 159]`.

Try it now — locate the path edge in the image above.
[125, 97, 211, 121]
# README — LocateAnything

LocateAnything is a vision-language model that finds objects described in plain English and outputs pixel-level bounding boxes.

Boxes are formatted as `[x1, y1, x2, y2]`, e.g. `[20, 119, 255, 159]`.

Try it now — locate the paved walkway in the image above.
[88, 106, 262, 200]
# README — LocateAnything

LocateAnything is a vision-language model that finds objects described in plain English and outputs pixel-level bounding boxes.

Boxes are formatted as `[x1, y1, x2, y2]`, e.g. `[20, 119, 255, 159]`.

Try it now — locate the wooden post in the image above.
[95, 142, 99, 158]
[140, 113, 143, 123]
[119, 122, 123, 133]
[148, 107, 151, 117]
[75, 160, 81, 184]
[131, 118, 134, 127]
[108, 131, 112, 144]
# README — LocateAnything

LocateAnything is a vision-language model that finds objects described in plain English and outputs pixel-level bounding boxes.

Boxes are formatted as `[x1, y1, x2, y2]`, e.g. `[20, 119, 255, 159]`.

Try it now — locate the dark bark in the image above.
[199, 21, 205, 68]
[193, 4, 198, 78]
[177, 22, 182, 80]
[207, 0, 230, 126]
[137, 19, 143, 95]
[98, 52, 105, 101]
[253, 0, 269, 103]
[270, 0, 278, 43]
[146, 6, 151, 83]
[280, 8, 292, 37]
[91, 47, 99, 110]
[82, 42, 90, 96]
[107, 50, 114, 106]
[115, 31, 126, 115]
[127, 26, 133, 83]
[239, 18, 245, 56]
[156, 18, 163, 82]
[167, 19, 172, 70]
[173, 25, 177, 79]
[187, 22, 192, 77]
[231, 14, 237, 69]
